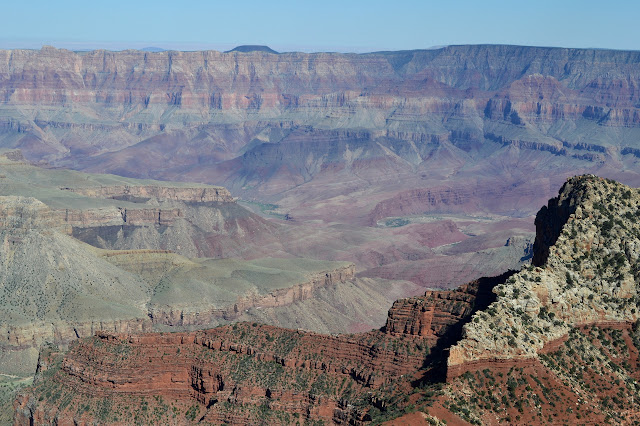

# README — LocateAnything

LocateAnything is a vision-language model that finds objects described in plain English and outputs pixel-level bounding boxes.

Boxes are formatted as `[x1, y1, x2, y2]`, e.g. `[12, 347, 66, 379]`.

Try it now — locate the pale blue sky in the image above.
[2, 0, 638, 52]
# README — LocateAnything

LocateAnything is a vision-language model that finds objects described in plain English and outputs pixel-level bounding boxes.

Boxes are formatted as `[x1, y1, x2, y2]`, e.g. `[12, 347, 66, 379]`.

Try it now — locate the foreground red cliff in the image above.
[13, 323, 431, 425]
[12, 268, 502, 424]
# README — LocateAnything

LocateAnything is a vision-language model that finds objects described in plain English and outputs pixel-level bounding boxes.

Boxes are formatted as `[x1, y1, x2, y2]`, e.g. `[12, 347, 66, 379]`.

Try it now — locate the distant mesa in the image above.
[141, 47, 166, 52]
[225, 45, 279, 54]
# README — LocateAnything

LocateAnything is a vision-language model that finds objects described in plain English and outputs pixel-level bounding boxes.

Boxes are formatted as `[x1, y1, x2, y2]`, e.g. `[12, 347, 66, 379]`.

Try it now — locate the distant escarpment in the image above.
[147, 264, 356, 326]
[1, 45, 640, 226]
[62, 184, 233, 203]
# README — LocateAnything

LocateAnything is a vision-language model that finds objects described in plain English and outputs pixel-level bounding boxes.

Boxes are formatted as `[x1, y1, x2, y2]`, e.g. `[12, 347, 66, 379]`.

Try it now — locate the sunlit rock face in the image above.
[1, 45, 640, 227]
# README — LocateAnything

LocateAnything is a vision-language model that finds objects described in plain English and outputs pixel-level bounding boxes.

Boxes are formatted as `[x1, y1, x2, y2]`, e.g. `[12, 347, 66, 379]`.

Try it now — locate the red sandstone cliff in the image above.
[10, 266, 509, 424]
[13, 323, 430, 425]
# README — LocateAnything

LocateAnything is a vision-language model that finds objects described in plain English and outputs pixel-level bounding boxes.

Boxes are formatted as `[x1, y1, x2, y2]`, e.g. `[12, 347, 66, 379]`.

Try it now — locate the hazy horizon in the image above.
[1, 41, 638, 55]
[2, 0, 638, 53]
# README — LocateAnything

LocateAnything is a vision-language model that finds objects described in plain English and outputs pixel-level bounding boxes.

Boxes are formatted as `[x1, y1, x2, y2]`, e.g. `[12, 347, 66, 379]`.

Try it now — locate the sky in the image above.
[2, 0, 638, 53]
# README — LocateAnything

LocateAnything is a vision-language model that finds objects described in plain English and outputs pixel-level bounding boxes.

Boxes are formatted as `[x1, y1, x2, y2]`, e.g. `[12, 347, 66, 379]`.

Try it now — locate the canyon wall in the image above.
[383, 273, 513, 343]
[13, 323, 429, 425]
[1, 45, 640, 226]
[62, 185, 233, 203]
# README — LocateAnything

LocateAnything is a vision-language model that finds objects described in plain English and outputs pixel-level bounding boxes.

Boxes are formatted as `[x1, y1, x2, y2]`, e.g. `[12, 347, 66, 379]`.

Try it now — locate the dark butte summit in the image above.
[225, 45, 279, 54]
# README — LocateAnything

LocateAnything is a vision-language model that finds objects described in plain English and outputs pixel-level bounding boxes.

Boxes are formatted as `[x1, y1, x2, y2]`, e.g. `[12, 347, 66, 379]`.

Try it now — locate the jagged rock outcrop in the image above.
[63, 206, 183, 227]
[384, 272, 515, 344]
[448, 175, 640, 378]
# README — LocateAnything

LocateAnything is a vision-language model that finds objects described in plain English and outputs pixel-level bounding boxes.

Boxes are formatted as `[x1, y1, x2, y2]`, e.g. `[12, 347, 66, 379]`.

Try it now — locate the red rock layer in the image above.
[62, 207, 183, 227]
[384, 285, 478, 342]
[384, 272, 513, 344]
[14, 323, 429, 425]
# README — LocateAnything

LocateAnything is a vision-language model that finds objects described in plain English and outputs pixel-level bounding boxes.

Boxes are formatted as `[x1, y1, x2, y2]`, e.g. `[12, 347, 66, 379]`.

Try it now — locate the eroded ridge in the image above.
[14, 324, 430, 425]
[449, 175, 640, 377]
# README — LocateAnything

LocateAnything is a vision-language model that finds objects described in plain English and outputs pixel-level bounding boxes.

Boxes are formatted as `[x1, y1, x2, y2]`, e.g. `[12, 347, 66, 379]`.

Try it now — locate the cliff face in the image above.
[13, 324, 430, 425]
[1, 45, 640, 228]
[11, 265, 516, 424]
[1, 46, 638, 113]
[383, 272, 514, 345]
[65, 200, 279, 259]
[62, 185, 233, 203]
[449, 175, 640, 376]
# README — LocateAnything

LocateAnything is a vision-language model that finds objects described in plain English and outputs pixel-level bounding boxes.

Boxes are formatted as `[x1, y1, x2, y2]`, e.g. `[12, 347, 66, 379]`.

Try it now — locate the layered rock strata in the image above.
[13, 323, 430, 425]
[62, 185, 233, 203]
[384, 271, 514, 345]
[1, 45, 640, 230]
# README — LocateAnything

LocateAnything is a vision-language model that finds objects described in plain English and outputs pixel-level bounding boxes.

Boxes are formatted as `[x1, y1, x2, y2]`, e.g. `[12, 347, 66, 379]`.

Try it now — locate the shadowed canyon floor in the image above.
[12, 176, 640, 424]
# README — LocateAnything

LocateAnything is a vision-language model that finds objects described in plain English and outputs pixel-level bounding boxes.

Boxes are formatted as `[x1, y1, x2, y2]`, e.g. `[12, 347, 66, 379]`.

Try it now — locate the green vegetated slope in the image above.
[0, 197, 149, 327]
[0, 375, 31, 425]
[102, 251, 353, 315]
